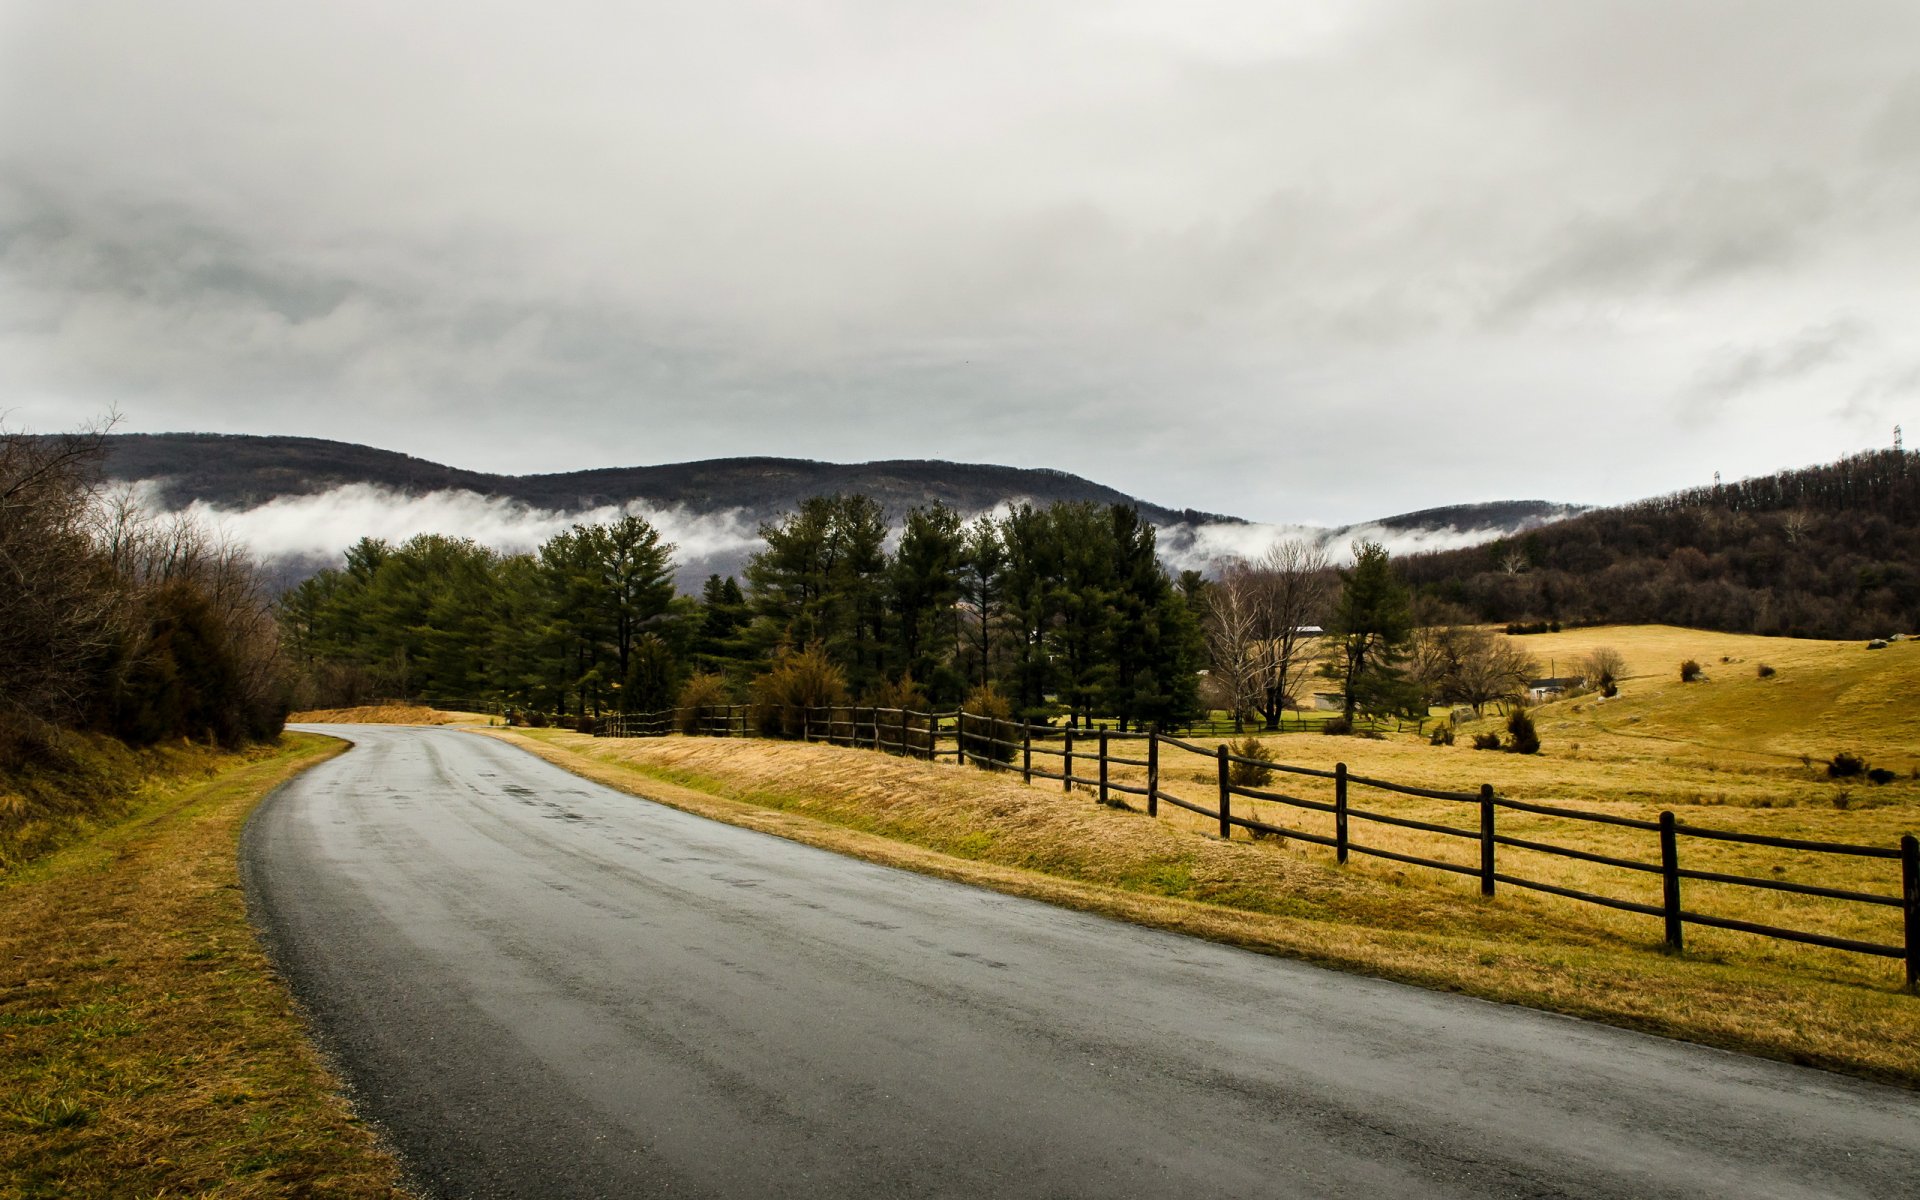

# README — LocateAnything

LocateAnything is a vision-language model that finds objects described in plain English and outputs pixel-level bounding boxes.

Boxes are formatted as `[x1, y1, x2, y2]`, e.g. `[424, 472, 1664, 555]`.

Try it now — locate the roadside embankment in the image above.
[0, 733, 408, 1198]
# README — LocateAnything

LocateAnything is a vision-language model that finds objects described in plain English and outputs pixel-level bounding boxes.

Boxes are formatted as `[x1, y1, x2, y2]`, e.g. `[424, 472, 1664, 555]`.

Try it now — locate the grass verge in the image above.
[497, 727, 1920, 1089]
[0, 733, 409, 1199]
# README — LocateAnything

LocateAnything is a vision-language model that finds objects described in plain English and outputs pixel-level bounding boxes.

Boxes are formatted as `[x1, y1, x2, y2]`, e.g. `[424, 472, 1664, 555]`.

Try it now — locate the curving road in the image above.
[243, 725, 1920, 1199]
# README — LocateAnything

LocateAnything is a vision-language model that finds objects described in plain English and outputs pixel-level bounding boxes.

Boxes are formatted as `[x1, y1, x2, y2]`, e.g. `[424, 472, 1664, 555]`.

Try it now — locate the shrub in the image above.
[1505, 709, 1540, 755]
[866, 674, 932, 756]
[676, 673, 733, 734]
[1472, 732, 1504, 750]
[1321, 717, 1352, 736]
[523, 708, 549, 728]
[1429, 722, 1455, 746]
[960, 684, 1016, 767]
[1827, 752, 1867, 778]
[1832, 789, 1852, 810]
[1867, 767, 1896, 785]
[575, 715, 597, 735]
[1227, 736, 1274, 788]
[1679, 659, 1703, 682]
[1756, 663, 1775, 678]
[751, 645, 848, 738]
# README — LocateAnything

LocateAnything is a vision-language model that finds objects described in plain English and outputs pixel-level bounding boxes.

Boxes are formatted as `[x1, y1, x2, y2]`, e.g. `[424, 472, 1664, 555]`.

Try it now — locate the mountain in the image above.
[93, 433, 1235, 528]
[1400, 448, 1920, 641]
[85, 433, 1584, 586]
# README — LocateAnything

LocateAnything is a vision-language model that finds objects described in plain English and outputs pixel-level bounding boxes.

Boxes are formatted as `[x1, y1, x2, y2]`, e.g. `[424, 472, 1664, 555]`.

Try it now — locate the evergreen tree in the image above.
[1326, 540, 1416, 725]
[889, 503, 965, 699]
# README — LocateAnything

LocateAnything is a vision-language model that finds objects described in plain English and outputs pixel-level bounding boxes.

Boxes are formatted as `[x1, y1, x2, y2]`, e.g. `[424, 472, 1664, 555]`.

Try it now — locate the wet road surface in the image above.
[242, 724, 1920, 1198]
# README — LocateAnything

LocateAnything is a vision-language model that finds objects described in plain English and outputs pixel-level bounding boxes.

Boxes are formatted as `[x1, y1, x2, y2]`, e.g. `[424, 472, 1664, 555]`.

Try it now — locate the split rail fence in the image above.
[596, 704, 1920, 990]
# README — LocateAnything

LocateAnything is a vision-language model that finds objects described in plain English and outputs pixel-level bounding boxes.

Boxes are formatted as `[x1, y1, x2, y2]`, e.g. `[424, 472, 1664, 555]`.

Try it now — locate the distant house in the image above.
[1527, 676, 1586, 701]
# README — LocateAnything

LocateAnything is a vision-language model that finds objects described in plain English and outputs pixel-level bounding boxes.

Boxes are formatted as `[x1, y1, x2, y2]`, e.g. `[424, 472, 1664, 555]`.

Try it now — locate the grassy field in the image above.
[0, 734, 408, 1199]
[500, 626, 1920, 1083]
[1069, 627, 1920, 990]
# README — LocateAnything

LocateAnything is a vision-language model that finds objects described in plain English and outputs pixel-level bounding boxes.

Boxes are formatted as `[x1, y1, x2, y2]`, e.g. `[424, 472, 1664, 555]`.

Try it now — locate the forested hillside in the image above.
[1401, 449, 1919, 640]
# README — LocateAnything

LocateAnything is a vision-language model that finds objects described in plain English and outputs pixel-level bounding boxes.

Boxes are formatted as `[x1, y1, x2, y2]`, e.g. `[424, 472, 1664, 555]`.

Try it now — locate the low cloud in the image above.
[149, 481, 1530, 590]
[145, 482, 764, 583]
[1155, 519, 1525, 574]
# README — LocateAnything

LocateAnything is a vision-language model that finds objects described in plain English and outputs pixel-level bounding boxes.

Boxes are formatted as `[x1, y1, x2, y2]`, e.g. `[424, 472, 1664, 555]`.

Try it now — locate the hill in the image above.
[1401, 449, 1920, 641]
[91, 433, 1235, 528]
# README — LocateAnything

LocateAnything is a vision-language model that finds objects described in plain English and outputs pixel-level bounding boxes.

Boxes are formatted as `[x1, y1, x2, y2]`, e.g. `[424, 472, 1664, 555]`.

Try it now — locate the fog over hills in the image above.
[94, 434, 1584, 586]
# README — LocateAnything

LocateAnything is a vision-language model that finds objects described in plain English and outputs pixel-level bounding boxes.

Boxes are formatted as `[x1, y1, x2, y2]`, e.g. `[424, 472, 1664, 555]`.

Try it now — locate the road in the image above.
[243, 725, 1920, 1198]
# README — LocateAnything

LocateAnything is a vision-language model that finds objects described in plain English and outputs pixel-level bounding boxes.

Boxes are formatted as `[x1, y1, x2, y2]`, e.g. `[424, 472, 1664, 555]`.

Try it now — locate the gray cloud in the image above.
[4, 1, 1917, 523]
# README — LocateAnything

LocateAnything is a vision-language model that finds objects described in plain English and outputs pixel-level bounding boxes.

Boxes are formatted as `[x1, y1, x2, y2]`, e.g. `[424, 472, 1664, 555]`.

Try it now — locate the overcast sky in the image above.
[3, 1, 1916, 524]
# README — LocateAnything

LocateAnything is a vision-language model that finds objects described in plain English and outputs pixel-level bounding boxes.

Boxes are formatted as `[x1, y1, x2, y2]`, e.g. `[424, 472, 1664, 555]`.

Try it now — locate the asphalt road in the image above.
[243, 725, 1920, 1199]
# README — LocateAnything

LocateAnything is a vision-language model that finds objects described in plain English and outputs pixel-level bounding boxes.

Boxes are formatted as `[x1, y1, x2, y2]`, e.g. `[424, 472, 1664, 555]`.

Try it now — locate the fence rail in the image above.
[588, 703, 1920, 990]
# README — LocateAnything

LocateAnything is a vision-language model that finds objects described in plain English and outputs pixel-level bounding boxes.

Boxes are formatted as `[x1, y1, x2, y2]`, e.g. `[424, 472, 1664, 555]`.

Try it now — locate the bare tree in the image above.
[0, 424, 123, 727]
[1202, 557, 1264, 731]
[1411, 623, 1538, 715]
[1579, 646, 1627, 695]
[1248, 539, 1332, 730]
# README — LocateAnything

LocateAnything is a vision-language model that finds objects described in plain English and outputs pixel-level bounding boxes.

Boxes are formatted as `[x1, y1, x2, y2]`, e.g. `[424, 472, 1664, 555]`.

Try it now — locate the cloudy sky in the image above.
[3, 1, 1916, 524]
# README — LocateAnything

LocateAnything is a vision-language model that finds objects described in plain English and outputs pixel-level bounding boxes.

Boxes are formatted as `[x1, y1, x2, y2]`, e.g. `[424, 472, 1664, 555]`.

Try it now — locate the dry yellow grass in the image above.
[502, 726, 1920, 1087]
[0, 734, 409, 1199]
[289, 704, 466, 726]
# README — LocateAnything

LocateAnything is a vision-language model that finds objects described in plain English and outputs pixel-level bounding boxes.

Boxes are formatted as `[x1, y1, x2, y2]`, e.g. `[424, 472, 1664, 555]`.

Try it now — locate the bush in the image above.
[960, 684, 1016, 767]
[1429, 722, 1455, 746]
[523, 708, 549, 728]
[866, 674, 932, 756]
[575, 715, 597, 735]
[1505, 709, 1540, 755]
[676, 673, 733, 734]
[1472, 732, 1504, 750]
[1680, 659, 1703, 682]
[1227, 736, 1274, 788]
[750, 646, 848, 738]
[1756, 663, 1775, 678]
[1321, 717, 1352, 736]
[1867, 767, 1896, 786]
[1827, 752, 1867, 778]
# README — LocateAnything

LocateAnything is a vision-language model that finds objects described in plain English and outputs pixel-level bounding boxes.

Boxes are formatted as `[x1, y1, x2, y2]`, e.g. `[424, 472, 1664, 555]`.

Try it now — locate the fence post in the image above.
[1902, 834, 1918, 993]
[1216, 744, 1231, 839]
[1479, 784, 1496, 896]
[955, 711, 966, 765]
[1063, 727, 1074, 793]
[1334, 762, 1348, 865]
[1147, 731, 1159, 818]
[1098, 731, 1109, 805]
[1022, 724, 1032, 783]
[1660, 811, 1684, 953]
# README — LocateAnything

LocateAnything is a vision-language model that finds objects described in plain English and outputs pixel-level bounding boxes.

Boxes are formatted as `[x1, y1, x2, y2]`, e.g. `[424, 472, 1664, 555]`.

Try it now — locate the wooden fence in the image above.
[594, 704, 1920, 990]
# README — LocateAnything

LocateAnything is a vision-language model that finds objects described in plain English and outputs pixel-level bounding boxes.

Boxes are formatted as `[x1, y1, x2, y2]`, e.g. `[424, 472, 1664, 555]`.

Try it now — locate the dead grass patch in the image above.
[0, 735, 408, 1198]
[289, 705, 463, 726]
[498, 728, 1920, 1088]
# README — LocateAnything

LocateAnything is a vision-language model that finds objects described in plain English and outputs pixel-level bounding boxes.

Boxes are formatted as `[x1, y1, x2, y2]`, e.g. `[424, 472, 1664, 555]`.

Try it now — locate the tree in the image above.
[1413, 623, 1538, 714]
[1579, 646, 1627, 695]
[1326, 540, 1415, 725]
[1248, 539, 1332, 730]
[956, 516, 1005, 690]
[1203, 558, 1265, 731]
[745, 494, 889, 693]
[998, 503, 1060, 716]
[889, 503, 964, 697]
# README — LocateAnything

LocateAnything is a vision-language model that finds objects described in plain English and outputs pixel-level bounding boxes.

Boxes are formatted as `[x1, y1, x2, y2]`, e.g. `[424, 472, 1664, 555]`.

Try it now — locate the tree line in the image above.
[0, 426, 288, 761]
[281, 496, 1211, 730]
